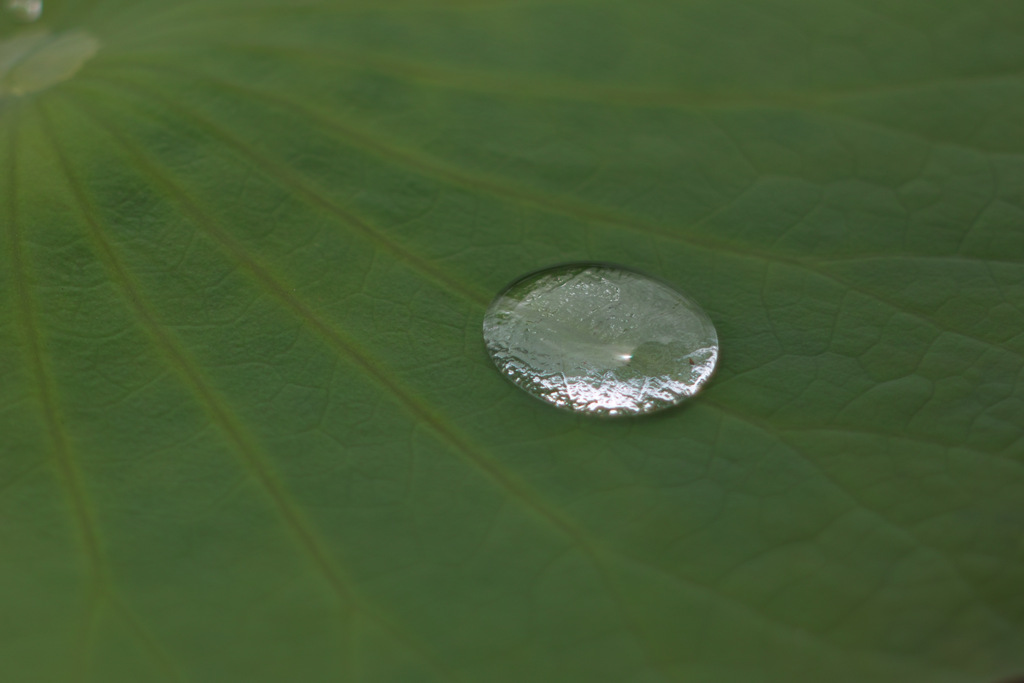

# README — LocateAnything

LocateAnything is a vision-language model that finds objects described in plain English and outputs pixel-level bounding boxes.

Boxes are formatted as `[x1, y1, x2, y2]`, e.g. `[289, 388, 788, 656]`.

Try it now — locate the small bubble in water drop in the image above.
[482, 263, 719, 417]
[5, 0, 42, 22]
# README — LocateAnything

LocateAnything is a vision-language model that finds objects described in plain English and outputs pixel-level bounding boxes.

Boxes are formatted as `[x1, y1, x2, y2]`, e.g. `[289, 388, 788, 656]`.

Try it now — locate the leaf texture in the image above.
[1, 0, 1023, 681]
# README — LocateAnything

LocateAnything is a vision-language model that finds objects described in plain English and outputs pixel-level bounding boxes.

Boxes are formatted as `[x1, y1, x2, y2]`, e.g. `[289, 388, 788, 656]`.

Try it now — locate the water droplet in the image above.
[0, 28, 99, 96]
[5, 0, 42, 23]
[482, 263, 719, 417]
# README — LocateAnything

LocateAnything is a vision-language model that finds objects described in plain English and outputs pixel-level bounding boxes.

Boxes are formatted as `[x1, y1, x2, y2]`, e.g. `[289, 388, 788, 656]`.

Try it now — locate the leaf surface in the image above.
[1, 1, 1023, 681]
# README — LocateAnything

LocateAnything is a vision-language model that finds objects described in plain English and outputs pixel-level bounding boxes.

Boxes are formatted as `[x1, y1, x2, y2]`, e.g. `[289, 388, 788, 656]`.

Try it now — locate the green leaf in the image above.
[2, 0, 1022, 681]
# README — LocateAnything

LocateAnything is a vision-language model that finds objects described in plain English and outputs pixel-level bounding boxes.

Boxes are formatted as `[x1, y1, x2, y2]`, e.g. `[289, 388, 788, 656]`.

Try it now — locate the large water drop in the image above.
[483, 263, 719, 417]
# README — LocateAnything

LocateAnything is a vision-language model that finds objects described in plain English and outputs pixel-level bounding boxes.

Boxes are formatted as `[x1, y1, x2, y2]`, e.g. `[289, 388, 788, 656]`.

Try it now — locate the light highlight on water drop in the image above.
[5, 0, 42, 22]
[483, 263, 719, 417]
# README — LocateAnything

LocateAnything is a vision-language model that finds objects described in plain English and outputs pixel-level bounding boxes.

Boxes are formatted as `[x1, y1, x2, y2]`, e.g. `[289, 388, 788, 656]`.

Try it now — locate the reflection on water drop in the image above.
[5, 0, 42, 23]
[482, 263, 719, 417]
